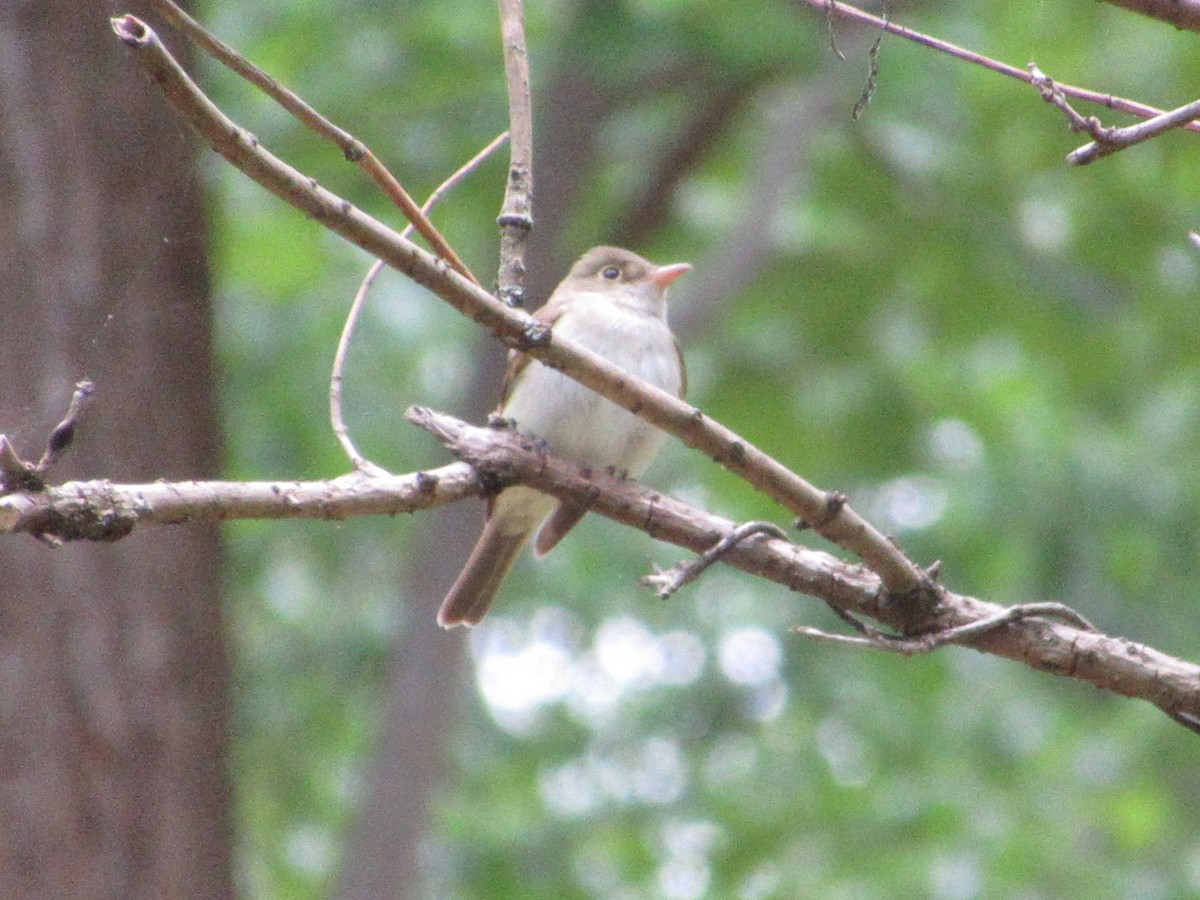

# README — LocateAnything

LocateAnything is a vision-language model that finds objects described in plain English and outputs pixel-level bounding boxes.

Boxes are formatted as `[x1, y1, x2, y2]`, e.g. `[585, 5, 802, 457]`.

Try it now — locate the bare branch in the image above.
[1029, 65, 1200, 164]
[0, 464, 480, 539]
[330, 259, 390, 475]
[142, 0, 480, 285]
[4, 407, 1199, 730]
[645, 521, 790, 600]
[801, 0, 1200, 134]
[110, 14, 928, 595]
[496, 0, 534, 307]
[794, 602, 1096, 655]
[1067, 95, 1200, 165]
[406, 407, 1200, 731]
[96, 3, 1200, 742]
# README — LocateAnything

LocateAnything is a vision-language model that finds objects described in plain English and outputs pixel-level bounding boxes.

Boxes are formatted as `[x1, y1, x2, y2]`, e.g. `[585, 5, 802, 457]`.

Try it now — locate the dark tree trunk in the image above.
[0, 3, 231, 899]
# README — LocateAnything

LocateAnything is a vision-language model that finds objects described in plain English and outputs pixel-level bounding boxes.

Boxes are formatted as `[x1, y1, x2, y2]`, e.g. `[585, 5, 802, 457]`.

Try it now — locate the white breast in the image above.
[503, 296, 681, 476]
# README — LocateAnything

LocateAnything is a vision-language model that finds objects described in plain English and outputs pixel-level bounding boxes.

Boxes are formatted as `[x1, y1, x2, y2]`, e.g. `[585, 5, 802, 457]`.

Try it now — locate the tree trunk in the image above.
[0, 4, 231, 899]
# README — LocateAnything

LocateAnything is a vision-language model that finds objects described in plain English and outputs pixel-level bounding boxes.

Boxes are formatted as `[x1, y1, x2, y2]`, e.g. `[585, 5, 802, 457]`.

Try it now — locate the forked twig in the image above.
[0, 381, 94, 494]
[1029, 64, 1200, 164]
[644, 521, 790, 599]
[794, 601, 1096, 656]
[144, 0, 480, 285]
[805, 0, 1200, 134]
[1068, 97, 1200, 165]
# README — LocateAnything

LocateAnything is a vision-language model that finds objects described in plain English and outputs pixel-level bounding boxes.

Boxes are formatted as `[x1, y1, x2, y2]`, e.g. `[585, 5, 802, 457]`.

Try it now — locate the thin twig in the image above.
[794, 601, 1097, 656]
[1028, 65, 1096, 133]
[496, 0, 535, 307]
[409, 132, 511, 237]
[824, 0, 846, 60]
[143, 0, 480, 285]
[850, 4, 888, 120]
[330, 258, 390, 474]
[798, 0, 1200, 134]
[330, 132, 510, 472]
[1067, 94, 1200, 165]
[645, 521, 790, 599]
[1029, 64, 1200, 164]
[36, 380, 94, 472]
[0, 382, 95, 493]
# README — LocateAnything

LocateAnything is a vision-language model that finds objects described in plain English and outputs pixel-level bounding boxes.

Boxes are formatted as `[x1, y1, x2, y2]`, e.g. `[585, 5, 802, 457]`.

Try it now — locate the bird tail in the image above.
[437, 521, 532, 628]
[534, 502, 588, 557]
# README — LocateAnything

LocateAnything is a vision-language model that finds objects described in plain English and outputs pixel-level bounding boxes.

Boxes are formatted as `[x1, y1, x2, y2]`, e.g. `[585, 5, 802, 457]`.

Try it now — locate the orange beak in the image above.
[646, 262, 692, 289]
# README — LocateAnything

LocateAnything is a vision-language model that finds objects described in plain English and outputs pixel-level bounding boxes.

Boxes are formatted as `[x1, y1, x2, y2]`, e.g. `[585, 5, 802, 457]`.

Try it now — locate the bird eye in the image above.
[601, 266, 621, 281]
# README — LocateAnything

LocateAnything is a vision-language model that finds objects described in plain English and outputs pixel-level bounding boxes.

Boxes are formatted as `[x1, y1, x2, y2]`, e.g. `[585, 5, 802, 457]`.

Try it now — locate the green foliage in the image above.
[194, 0, 1200, 896]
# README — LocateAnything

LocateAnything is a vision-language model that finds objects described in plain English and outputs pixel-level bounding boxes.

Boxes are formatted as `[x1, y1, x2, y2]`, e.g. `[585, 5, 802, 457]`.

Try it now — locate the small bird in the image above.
[438, 246, 690, 628]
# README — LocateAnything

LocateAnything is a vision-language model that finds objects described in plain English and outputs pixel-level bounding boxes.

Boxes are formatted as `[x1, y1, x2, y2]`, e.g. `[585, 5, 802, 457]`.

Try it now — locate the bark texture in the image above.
[0, 3, 231, 898]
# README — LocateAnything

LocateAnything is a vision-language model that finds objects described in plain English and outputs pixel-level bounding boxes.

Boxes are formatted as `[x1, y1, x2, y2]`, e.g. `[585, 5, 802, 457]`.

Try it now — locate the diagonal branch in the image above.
[109, 14, 928, 597]
[1067, 95, 1200, 165]
[801, 0, 1200, 133]
[405, 408, 1200, 733]
[143, 0, 479, 285]
[1028, 65, 1200, 165]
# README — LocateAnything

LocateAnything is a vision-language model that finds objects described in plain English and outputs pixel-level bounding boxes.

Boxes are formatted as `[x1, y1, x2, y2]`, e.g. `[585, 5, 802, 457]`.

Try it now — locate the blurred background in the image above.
[4, 1, 1200, 898]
